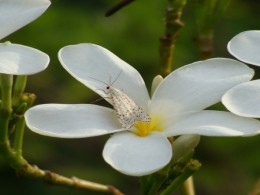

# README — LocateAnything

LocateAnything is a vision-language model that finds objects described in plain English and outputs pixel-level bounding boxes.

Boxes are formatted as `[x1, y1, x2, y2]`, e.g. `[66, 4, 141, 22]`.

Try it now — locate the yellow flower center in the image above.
[133, 116, 164, 137]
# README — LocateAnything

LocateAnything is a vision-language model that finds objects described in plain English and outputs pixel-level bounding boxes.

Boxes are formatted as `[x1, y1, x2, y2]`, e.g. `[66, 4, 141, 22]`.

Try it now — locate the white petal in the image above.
[58, 44, 150, 111]
[171, 135, 200, 163]
[228, 30, 260, 66]
[222, 80, 260, 117]
[0, 0, 51, 40]
[0, 43, 49, 75]
[103, 132, 172, 176]
[25, 104, 124, 138]
[165, 111, 260, 137]
[151, 58, 254, 117]
[151, 75, 163, 96]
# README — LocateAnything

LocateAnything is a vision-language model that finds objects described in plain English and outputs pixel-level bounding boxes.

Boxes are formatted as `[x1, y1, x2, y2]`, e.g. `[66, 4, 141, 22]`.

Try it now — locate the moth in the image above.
[89, 71, 151, 129]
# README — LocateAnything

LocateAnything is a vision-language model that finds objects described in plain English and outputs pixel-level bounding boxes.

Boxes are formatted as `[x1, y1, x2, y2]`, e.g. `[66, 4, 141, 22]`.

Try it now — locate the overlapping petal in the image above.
[58, 44, 150, 111]
[165, 110, 260, 137]
[151, 58, 254, 117]
[228, 30, 260, 66]
[0, 43, 49, 75]
[222, 31, 260, 118]
[103, 132, 172, 176]
[0, 0, 51, 40]
[24, 42, 260, 177]
[25, 104, 124, 138]
[222, 80, 260, 117]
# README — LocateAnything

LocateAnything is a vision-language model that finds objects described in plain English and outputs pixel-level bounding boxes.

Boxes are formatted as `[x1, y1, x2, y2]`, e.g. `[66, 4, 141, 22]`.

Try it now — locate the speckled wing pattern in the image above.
[106, 86, 151, 129]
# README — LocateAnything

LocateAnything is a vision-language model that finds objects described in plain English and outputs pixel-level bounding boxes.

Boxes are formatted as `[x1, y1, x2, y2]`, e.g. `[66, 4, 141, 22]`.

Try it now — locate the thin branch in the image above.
[159, 0, 187, 77]
[105, 0, 135, 17]
[0, 140, 124, 195]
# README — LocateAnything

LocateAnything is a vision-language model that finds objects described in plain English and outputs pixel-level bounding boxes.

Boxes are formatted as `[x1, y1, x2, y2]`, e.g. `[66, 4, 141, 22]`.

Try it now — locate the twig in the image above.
[0, 140, 124, 195]
[105, 0, 135, 17]
[159, 0, 187, 77]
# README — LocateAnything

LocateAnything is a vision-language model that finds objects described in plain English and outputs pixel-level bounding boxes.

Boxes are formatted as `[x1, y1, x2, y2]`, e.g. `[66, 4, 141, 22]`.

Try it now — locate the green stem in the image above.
[12, 75, 27, 108]
[160, 160, 201, 195]
[159, 0, 187, 76]
[140, 175, 151, 195]
[105, 0, 135, 17]
[13, 117, 25, 156]
[0, 74, 13, 112]
[0, 74, 13, 143]
[147, 173, 168, 195]
[140, 159, 172, 195]
[180, 177, 195, 195]
[0, 141, 124, 195]
[0, 74, 122, 194]
[0, 110, 11, 145]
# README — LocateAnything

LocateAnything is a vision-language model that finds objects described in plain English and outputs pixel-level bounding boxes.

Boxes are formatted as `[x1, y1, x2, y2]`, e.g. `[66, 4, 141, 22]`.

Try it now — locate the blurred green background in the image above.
[1, 0, 260, 194]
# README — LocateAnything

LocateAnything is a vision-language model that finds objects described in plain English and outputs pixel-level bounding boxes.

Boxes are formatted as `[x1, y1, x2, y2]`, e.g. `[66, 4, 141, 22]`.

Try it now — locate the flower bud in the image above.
[171, 135, 200, 163]
[151, 75, 163, 95]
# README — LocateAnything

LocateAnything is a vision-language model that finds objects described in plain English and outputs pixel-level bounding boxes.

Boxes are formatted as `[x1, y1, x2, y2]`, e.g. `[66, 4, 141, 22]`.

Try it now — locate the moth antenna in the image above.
[90, 96, 112, 104]
[87, 76, 108, 86]
[87, 70, 123, 86]
[90, 89, 112, 103]
[111, 69, 123, 85]
[95, 88, 106, 93]
[90, 97, 105, 104]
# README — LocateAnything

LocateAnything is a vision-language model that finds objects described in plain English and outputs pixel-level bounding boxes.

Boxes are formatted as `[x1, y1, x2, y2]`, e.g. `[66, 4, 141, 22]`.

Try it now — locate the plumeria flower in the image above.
[25, 44, 260, 176]
[223, 30, 260, 118]
[0, 0, 51, 75]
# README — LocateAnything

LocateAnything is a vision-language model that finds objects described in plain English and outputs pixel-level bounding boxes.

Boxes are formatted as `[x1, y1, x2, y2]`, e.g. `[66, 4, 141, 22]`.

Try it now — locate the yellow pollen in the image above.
[133, 116, 163, 137]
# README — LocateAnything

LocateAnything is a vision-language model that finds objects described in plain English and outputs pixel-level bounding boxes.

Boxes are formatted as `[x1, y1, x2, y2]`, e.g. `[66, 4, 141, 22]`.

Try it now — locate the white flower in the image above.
[223, 30, 260, 118]
[25, 44, 260, 176]
[0, 0, 51, 75]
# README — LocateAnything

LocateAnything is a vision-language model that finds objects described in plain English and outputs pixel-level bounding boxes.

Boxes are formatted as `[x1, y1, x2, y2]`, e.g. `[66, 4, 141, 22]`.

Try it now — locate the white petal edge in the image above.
[25, 104, 124, 138]
[151, 58, 254, 117]
[165, 110, 260, 137]
[103, 132, 172, 176]
[222, 80, 260, 117]
[0, 0, 51, 40]
[0, 43, 49, 75]
[228, 30, 260, 66]
[58, 44, 150, 112]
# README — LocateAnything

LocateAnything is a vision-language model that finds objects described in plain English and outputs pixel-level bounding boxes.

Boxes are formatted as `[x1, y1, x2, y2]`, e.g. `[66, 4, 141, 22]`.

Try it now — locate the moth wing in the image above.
[110, 87, 151, 129]
[131, 106, 151, 122]
[111, 88, 136, 129]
